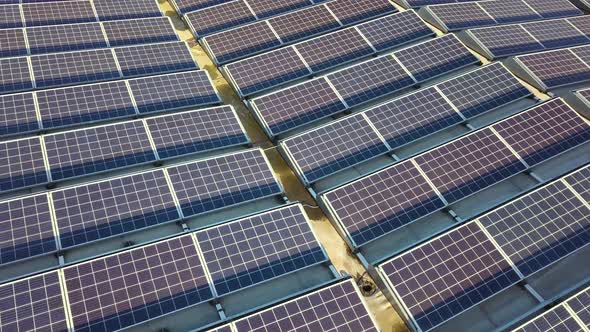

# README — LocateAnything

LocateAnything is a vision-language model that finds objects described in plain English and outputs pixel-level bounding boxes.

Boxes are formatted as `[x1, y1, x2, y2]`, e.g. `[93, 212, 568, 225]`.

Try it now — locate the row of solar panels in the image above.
[377, 164, 590, 332]
[0, 70, 219, 138]
[0, 0, 162, 29]
[200, 0, 396, 64]
[0, 16, 178, 58]
[0, 105, 252, 193]
[0, 41, 197, 95]
[223, 11, 435, 97]
[248, 34, 480, 138]
[172, 0, 325, 16]
[279, 63, 532, 186]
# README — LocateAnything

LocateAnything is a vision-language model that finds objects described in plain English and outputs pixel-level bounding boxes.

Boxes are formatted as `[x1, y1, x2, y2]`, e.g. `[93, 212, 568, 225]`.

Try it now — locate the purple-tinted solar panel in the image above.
[186, 1, 256, 37]
[357, 10, 433, 51]
[268, 5, 341, 43]
[0, 92, 39, 136]
[512, 305, 583, 332]
[565, 166, 590, 203]
[0, 57, 34, 94]
[0, 137, 48, 192]
[0, 28, 28, 57]
[516, 49, 590, 89]
[567, 287, 590, 327]
[22, 1, 97, 27]
[326, 0, 395, 25]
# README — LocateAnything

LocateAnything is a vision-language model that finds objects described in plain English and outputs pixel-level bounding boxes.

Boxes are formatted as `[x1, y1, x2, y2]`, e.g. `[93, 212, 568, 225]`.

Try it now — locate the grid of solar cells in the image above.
[478, 0, 540, 24]
[226, 47, 311, 96]
[63, 235, 213, 332]
[415, 128, 527, 203]
[251, 78, 346, 137]
[208, 325, 233, 332]
[493, 99, 590, 166]
[395, 35, 478, 82]
[247, 0, 311, 18]
[525, 20, 589, 49]
[0, 5, 22, 29]
[44, 121, 156, 181]
[380, 222, 521, 332]
[146, 107, 248, 159]
[0, 272, 68, 332]
[327, 56, 415, 107]
[357, 10, 433, 51]
[171, 0, 230, 13]
[427, 2, 496, 31]
[326, 0, 394, 25]
[196, 204, 326, 295]
[36, 81, 135, 129]
[53, 170, 179, 249]
[267, 5, 341, 43]
[0, 92, 38, 136]
[437, 62, 531, 118]
[515, 49, 590, 91]
[0, 29, 27, 57]
[31, 49, 120, 89]
[234, 280, 378, 332]
[568, 16, 590, 37]
[102, 17, 178, 47]
[524, 0, 582, 19]
[0, 137, 48, 192]
[468, 24, 544, 58]
[114, 42, 197, 77]
[567, 288, 590, 327]
[565, 166, 590, 203]
[93, 0, 162, 21]
[512, 305, 583, 332]
[26, 23, 107, 54]
[365, 87, 462, 149]
[167, 149, 281, 217]
[283, 114, 389, 183]
[128, 70, 219, 114]
[187, 1, 256, 37]
[571, 45, 590, 65]
[0, 195, 56, 265]
[22, 1, 97, 27]
[0, 57, 33, 94]
[324, 160, 446, 246]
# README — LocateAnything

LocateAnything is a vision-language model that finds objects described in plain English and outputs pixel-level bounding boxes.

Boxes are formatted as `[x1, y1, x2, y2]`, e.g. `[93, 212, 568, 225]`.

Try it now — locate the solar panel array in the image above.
[201, 0, 397, 64]
[0, 17, 178, 58]
[512, 305, 585, 332]
[223, 11, 434, 97]
[250, 34, 479, 137]
[421, 0, 582, 32]
[322, 98, 590, 248]
[0, 107, 249, 193]
[0, 70, 219, 137]
[464, 16, 590, 59]
[281, 63, 531, 185]
[379, 163, 590, 332]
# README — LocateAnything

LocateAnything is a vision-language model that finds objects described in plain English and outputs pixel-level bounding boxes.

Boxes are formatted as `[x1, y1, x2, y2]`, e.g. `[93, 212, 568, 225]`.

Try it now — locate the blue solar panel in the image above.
[326, 0, 395, 26]
[0, 5, 23, 29]
[513, 305, 583, 332]
[478, 0, 541, 24]
[0, 92, 39, 136]
[114, 42, 197, 77]
[101, 17, 178, 47]
[26, 23, 107, 54]
[515, 49, 590, 90]
[0, 29, 28, 57]
[525, 19, 589, 49]
[171, 0, 230, 14]
[185, 1, 257, 37]
[467, 24, 545, 58]
[22, 1, 97, 27]
[565, 166, 590, 203]
[357, 10, 434, 51]
[0, 137, 48, 193]
[93, 0, 162, 21]
[0, 57, 33, 94]
[567, 287, 590, 327]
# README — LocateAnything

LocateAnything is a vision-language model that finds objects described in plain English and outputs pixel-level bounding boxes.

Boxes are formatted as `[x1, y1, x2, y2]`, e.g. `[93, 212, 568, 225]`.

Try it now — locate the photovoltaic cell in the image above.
[0, 92, 38, 136]
[114, 42, 197, 77]
[167, 149, 282, 217]
[196, 204, 326, 295]
[53, 170, 179, 249]
[186, 1, 256, 37]
[0, 137, 48, 192]
[101, 17, 179, 47]
[0, 57, 33, 94]
[525, 20, 589, 49]
[478, 0, 540, 24]
[326, 0, 395, 25]
[44, 121, 156, 181]
[0, 29, 28, 57]
[93, 0, 162, 21]
[468, 25, 544, 58]
[0, 5, 23, 29]
[512, 305, 583, 332]
[565, 166, 590, 203]
[568, 16, 590, 38]
[427, 2, 495, 31]
[63, 235, 213, 332]
[567, 288, 590, 327]
[26, 23, 107, 54]
[22, 1, 97, 27]
[234, 280, 378, 332]
[570, 45, 590, 64]
[357, 11, 433, 51]
[0, 195, 56, 265]
[146, 107, 248, 159]
[0, 272, 68, 332]
[493, 99, 590, 166]
[268, 5, 341, 43]
[246, 0, 312, 18]
[415, 129, 527, 203]
[380, 223, 521, 332]
[128, 70, 220, 114]
[525, 0, 582, 19]
[515, 49, 590, 90]
[324, 160, 446, 246]
[283, 114, 389, 183]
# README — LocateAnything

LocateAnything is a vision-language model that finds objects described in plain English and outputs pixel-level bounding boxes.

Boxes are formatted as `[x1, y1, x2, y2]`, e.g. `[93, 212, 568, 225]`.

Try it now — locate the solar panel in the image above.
[113, 42, 197, 77]
[250, 78, 347, 137]
[0, 28, 28, 57]
[234, 279, 379, 331]
[357, 11, 434, 52]
[63, 235, 213, 332]
[571, 45, 590, 64]
[379, 222, 521, 332]
[93, 0, 162, 21]
[567, 16, 590, 38]
[394, 35, 478, 82]
[0, 57, 33, 94]
[267, 5, 341, 43]
[247, 0, 311, 18]
[208, 325, 233, 332]
[515, 49, 590, 90]
[524, 0, 582, 19]
[36, 81, 135, 129]
[172, 0, 230, 14]
[22, 1, 97, 27]
[567, 287, 590, 327]
[437, 62, 531, 118]
[512, 305, 583, 332]
[525, 20, 589, 49]
[0, 272, 68, 332]
[226, 47, 311, 97]
[0, 137, 48, 192]
[146, 106, 248, 159]
[365, 87, 462, 149]
[53, 170, 179, 249]
[478, 0, 540, 24]
[0, 92, 38, 136]
[0, 5, 23, 29]
[128, 70, 220, 114]
[565, 166, 590, 203]
[324, 160, 446, 246]
[31, 49, 120, 89]
[414, 128, 527, 203]
[26, 23, 107, 54]
[325, 0, 395, 25]
[427, 2, 496, 31]
[282, 114, 389, 183]
[101, 17, 179, 47]
[493, 99, 590, 166]
[44, 121, 156, 181]
[0, 194, 56, 265]
[327, 55, 415, 107]
[468, 25, 544, 58]
[196, 204, 326, 295]
[186, 1, 256, 37]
